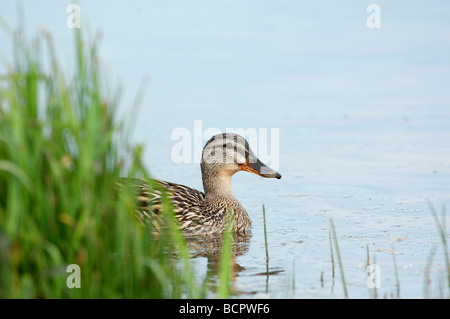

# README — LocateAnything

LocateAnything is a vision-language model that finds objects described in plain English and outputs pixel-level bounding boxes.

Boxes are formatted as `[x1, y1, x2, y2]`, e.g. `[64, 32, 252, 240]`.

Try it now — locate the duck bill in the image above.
[239, 159, 282, 179]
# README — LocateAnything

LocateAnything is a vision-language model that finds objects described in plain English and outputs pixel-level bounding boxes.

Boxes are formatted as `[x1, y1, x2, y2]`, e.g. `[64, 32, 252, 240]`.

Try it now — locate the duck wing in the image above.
[117, 178, 206, 231]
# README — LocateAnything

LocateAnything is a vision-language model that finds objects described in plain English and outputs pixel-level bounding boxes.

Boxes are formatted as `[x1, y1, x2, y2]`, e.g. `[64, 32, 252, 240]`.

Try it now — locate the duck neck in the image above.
[202, 170, 236, 202]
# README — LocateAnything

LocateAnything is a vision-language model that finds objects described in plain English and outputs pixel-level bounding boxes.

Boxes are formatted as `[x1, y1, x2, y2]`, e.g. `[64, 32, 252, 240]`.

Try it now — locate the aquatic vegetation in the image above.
[0, 22, 232, 298]
[327, 202, 450, 299]
[427, 201, 450, 297]
[329, 218, 348, 298]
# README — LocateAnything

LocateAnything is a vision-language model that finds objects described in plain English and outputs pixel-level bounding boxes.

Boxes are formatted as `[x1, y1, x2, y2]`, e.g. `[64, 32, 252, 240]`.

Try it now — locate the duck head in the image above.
[201, 133, 282, 182]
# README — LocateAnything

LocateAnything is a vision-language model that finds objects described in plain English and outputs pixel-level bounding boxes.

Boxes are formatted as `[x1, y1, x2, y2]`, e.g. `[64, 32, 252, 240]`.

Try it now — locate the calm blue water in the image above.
[1, 0, 450, 298]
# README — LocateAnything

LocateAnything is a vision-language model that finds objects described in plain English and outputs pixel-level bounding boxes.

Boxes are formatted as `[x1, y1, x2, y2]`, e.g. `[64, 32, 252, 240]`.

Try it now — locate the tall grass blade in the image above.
[217, 209, 234, 298]
[427, 200, 450, 295]
[329, 218, 348, 298]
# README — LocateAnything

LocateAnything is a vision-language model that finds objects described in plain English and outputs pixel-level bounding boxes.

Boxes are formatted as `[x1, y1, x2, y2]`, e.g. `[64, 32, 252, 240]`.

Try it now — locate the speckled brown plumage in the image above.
[124, 178, 250, 235]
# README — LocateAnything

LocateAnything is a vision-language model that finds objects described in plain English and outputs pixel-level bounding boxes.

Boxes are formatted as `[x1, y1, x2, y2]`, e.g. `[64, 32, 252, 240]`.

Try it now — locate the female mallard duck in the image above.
[125, 133, 281, 235]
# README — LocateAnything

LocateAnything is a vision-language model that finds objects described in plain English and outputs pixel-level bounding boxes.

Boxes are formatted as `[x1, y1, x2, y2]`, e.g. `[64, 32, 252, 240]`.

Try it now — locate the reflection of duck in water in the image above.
[186, 232, 284, 295]
[185, 232, 252, 292]
[124, 133, 281, 235]
[185, 232, 252, 259]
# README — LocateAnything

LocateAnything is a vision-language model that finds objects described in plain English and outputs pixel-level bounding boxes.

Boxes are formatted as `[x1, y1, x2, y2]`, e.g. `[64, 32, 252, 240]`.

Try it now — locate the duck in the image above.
[121, 133, 281, 235]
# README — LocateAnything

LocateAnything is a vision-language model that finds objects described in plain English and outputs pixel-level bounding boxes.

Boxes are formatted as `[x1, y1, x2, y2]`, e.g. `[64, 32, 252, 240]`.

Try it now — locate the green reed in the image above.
[0, 23, 231, 298]
[216, 211, 234, 299]
[427, 200, 450, 296]
[329, 218, 348, 298]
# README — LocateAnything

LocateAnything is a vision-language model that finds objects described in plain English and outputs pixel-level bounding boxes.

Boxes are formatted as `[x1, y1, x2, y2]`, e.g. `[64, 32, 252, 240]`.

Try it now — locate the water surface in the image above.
[1, 0, 449, 298]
